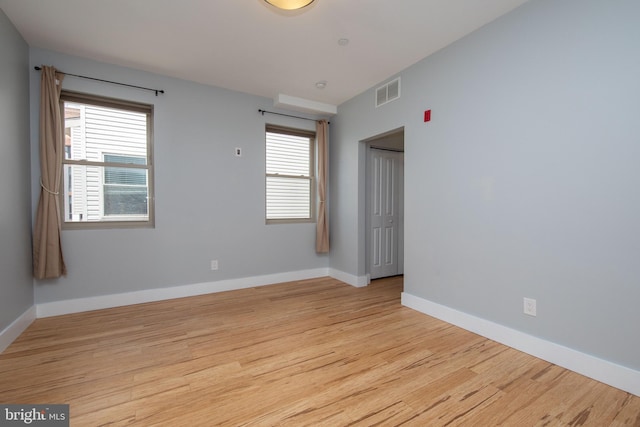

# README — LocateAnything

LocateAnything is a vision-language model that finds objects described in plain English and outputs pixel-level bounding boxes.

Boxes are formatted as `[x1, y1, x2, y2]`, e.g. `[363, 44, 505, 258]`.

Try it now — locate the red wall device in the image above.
[424, 110, 431, 122]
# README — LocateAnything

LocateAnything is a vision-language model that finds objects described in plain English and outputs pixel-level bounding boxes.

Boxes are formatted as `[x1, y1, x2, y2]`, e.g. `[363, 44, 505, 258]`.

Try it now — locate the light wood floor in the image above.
[1, 276, 638, 426]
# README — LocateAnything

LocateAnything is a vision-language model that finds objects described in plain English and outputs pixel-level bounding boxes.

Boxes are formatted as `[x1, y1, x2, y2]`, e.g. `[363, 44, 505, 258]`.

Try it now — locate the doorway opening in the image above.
[363, 128, 404, 282]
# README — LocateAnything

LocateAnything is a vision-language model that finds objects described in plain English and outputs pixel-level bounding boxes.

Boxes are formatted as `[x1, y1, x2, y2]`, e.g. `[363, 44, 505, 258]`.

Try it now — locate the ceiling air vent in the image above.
[375, 77, 401, 108]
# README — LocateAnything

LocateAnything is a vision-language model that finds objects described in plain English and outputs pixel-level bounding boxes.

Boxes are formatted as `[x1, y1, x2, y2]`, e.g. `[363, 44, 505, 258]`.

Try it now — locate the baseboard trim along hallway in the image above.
[401, 291, 640, 397]
[37, 268, 330, 318]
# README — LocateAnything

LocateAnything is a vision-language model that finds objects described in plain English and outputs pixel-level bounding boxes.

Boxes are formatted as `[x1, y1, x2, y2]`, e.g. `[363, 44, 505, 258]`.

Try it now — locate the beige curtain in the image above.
[33, 66, 67, 279]
[316, 120, 329, 253]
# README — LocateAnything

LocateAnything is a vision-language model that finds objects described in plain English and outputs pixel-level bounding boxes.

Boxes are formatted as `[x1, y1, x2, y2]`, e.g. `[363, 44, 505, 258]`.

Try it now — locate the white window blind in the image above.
[266, 127, 314, 222]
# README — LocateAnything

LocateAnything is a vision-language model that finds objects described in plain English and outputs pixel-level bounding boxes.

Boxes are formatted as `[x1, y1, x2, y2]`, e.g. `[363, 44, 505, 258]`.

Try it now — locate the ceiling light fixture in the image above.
[264, 0, 315, 10]
[315, 80, 327, 89]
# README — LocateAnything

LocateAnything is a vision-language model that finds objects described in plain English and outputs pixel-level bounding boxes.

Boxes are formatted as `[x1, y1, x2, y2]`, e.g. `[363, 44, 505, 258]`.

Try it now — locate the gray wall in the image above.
[0, 9, 33, 330]
[29, 48, 328, 303]
[331, 0, 640, 370]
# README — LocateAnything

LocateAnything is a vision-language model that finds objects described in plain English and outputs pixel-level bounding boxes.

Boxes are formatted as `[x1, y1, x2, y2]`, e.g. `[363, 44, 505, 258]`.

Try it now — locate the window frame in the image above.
[60, 90, 155, 229]
[265, 124, 315, 224]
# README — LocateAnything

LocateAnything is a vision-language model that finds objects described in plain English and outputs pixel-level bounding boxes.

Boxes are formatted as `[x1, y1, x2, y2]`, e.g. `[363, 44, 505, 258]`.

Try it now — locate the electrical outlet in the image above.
[210, 260, 219, 271]
[523, 297, 537, 316]
[235, 147, 242, 157]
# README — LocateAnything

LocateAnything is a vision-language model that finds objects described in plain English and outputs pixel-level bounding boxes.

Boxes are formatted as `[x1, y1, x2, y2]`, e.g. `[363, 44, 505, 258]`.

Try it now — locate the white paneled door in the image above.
[369, 148, 402, 279]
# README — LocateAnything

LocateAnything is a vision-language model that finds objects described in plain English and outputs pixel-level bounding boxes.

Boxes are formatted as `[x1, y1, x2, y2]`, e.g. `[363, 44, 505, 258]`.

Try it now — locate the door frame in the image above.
[363, 128, 405, 283]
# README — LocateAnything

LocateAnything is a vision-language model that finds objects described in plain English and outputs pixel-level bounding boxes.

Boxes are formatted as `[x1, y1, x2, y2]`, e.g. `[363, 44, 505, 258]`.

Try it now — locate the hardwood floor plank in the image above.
[0, 276, 638, 426]
[610, 394, 640, 426]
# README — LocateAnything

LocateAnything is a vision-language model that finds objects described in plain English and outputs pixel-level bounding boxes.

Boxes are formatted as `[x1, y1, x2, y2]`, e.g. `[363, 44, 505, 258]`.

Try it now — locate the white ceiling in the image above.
[0, 0, 529, 110]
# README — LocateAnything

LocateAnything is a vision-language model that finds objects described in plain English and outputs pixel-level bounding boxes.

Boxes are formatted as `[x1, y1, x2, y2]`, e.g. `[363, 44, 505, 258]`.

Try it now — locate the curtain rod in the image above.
[259, 109, 329, 124]
[34, 66, 165, 96]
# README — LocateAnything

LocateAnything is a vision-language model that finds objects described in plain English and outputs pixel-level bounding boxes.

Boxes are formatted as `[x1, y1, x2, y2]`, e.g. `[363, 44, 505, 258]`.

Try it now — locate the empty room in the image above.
[1, 0, 639, 425]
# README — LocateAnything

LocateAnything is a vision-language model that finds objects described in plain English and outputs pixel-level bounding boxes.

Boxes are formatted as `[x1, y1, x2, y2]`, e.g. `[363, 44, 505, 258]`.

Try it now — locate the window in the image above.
[265, 125, 315, 223]
[61, 91, 154, 228]
[103, 154, 148, 216]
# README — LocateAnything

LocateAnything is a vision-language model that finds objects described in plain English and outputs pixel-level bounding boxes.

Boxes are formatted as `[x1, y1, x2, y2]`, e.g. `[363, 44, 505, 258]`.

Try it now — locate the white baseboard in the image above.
[401, 292, 640, 397]
[329, 268, 369, 287]
[37, 268, 329, 318]
[0, 306, 36, 353]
